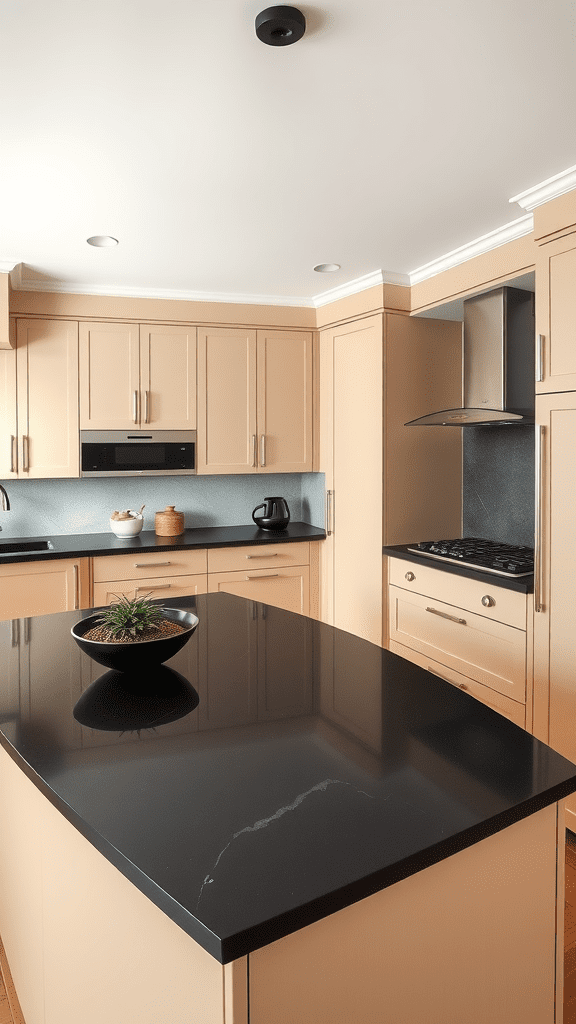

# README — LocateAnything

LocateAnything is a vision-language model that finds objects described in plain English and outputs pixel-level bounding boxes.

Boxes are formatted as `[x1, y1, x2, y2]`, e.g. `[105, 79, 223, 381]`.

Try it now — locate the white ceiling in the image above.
[1, 0, 575, 305]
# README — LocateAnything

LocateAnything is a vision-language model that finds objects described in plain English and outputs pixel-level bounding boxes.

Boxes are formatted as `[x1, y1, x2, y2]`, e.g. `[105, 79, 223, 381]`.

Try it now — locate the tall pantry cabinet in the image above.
[533, 197, 576, 825]
[318, 307, 462, 647]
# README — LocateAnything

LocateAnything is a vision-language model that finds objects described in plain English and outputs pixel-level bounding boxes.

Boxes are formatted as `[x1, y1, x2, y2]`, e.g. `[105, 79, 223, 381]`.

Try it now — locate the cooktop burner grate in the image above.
[407, 537, 534, 577]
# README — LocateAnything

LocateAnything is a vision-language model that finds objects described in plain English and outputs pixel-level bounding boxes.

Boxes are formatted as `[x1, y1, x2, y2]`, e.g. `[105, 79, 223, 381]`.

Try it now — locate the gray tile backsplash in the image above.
[463, 425, 535, 548]
[0, 473, 326, 538]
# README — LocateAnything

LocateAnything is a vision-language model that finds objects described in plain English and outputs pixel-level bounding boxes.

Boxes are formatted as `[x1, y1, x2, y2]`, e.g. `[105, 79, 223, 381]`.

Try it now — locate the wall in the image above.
[0, 472, 326, 539]
[462, 425, 534, 548]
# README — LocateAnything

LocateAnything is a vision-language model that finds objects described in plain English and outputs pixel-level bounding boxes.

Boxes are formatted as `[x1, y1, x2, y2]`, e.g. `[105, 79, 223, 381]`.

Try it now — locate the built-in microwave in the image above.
[80, 431, 196, 477]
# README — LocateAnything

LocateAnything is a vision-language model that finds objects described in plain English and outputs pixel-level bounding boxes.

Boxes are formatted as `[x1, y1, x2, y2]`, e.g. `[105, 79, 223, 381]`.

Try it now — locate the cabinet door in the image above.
[534, 394, 576, 814]
[208, 565, 310, 615]
[0, 558, 86, 619]
[139, 324, 197, 429]
[197, 327, 257, 473]
[536, 234, 576, 393]
[16, 319, 79, 478]
[0, 332, 17, 478]
[80, 322, 140, 429]
[256, 330, 312, 472]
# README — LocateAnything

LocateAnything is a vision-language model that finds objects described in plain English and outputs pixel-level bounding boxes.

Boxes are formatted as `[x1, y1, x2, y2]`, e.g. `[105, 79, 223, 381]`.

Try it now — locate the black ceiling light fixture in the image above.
[255, 6, 306, 45]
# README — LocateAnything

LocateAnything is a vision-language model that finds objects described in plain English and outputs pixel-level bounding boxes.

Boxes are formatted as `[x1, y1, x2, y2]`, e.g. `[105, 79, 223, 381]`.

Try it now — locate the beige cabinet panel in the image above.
[207, 541, 309, 574]
[80, 321, 139, 429]
[93, 548, 207, 582]
[389, 585, 526, 702]
[536, 235, 576, 393]
[257, 330, 312, 472]
[0, 558, 89, 619]
[139, 324, 197, 429]
[388, 639, 526, 729]
[197, 327, 257, 473]
[16, 320, 79, 478]
[92, 573, 208, 607]
[208, 566, 310, 615]
[0, 340, 17, 478]
[534, 394, 576, 815]
[249, 804, 557, 1024]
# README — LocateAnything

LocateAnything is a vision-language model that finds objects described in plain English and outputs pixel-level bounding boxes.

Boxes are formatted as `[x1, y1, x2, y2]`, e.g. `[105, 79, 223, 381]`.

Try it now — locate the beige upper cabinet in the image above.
[536, 233, 576, 393]
[80, 322, 196, 430]
[197, 327, 312, 474]
[0, 319, 79, 479]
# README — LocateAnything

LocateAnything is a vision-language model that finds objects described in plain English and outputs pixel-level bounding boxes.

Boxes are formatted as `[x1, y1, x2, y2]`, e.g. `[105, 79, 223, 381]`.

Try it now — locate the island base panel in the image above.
[0, 744, 237, 1024]
[249, 802, 558, 1024]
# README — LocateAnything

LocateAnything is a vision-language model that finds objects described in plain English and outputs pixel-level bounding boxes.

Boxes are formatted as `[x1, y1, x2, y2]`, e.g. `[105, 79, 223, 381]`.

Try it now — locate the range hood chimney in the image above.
[405, 286, 535, 427]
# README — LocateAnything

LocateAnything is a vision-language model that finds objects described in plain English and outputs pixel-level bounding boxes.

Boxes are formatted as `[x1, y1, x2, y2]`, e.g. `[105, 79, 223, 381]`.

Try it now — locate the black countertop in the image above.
[0, 522, 326, 565]
[1, 593, 573, 964]
[383, 543, 534, 593]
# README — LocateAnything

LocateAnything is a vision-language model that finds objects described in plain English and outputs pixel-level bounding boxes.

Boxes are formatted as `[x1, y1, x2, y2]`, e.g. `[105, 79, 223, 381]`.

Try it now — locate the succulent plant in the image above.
[95, 593, 166, 641]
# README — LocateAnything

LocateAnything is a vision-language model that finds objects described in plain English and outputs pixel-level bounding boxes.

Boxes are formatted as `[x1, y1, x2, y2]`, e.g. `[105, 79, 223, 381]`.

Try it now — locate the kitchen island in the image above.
[0, 593, 575, 1024]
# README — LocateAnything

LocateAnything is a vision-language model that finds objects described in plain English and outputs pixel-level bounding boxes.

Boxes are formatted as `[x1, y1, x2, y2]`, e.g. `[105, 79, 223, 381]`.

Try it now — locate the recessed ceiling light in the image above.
[314, 263, 341, 273]
[86, 235, 119, 247]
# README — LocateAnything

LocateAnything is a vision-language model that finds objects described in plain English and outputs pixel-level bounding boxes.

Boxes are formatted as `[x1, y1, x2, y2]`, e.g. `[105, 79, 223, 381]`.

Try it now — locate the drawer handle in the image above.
[134, 561, 171, 567]
[245, 573, 279, 580]
[135, 584, 171, 593]
[481, 595, 495, 608]
[425, 606, 467, 625]
[427, 666, 457, 686]
[246, 553, 278, 559]
[405, 571, 415, 582]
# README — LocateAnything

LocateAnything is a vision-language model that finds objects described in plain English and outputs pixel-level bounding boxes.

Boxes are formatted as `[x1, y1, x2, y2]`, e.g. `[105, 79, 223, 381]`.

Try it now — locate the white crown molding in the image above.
[509, 163, 576, 211]
[408, 214, 534, 285]
[312, 269, 409, 308]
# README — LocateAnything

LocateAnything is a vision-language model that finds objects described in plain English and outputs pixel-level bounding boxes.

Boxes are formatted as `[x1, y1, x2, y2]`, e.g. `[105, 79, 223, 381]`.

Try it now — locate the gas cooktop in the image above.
[407, 537, 534, 578]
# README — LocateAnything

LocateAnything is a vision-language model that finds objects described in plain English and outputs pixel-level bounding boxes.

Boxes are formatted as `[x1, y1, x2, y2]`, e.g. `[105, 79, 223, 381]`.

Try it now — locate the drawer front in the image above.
[93, 548, 207, 582]
[93, 574, 208, 606]
[207, 541, 309, 573]
[389, 585, 526, 702]
[388, 639, 526, 729]
[388, 557, 527, 629]
[208, 566, 310, 615]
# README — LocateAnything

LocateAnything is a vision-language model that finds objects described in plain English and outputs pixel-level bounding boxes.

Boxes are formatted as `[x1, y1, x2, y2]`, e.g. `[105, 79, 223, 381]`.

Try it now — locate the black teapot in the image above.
[252, 496, 290, 531]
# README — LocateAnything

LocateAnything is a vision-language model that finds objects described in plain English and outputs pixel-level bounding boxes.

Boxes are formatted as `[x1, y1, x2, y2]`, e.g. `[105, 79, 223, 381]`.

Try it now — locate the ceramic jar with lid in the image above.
[155, 505, 185, 536]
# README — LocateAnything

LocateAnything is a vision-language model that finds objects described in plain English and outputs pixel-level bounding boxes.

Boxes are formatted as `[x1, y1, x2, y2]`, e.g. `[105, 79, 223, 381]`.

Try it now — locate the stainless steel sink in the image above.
[0, 540, 54, 554]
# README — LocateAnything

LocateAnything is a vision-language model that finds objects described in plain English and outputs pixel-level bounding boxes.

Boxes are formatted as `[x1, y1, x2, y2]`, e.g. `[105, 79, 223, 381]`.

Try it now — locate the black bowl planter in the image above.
[71, 608, 199, 672]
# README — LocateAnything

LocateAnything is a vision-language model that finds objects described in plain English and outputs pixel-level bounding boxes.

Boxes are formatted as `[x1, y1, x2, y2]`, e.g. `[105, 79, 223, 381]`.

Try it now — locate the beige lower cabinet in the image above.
[207, 542, 310, 615]
[0, 557, 89, 619]
[387, 557, 529, 728]
[91, 548, 208, 606]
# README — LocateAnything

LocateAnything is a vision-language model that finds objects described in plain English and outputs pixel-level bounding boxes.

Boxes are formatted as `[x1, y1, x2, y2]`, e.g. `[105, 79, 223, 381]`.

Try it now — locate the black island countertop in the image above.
[0, 592, 573, 964]
[0, 521, 326, 565]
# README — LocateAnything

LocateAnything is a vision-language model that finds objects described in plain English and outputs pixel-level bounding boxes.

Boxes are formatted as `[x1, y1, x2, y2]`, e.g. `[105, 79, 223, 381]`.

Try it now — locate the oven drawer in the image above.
[388, 640, 526, 729]
[388, 585, 526, 703]
[388, 557, 527, 629]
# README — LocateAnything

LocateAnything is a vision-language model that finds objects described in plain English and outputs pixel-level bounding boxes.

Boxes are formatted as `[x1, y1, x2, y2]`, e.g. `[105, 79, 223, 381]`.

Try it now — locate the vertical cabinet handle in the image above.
[144, 390, 150, 424]
[252, 435, 257, 468]
[73, 564, 79, 610]
[260, 434, 266, 467]
[22, 435, 29, 472]
[24, 617, 31, 645]
[133, 390, 139, 424]
[10, 619, 19, 648]
[10, 435, 16, 473]
[326, 490, 334, 535]
[534, 424, 544, 613]
[536, 334, 545, 383]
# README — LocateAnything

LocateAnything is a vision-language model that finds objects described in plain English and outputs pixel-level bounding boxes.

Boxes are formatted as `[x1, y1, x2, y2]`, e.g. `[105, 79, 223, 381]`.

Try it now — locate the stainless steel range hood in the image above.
[405, 286, 535, 426]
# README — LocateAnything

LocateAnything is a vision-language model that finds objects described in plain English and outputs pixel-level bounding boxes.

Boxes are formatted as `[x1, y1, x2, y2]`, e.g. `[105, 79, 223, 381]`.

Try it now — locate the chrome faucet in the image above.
[0, 484, 10, 530]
